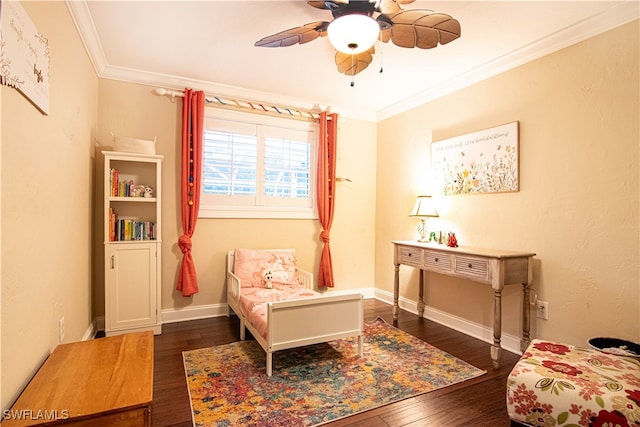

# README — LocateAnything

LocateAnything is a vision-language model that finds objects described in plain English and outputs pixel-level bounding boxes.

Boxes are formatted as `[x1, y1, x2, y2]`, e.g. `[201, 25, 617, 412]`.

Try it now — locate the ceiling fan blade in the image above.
[307, 1, 330, 10]
[335, 47, 374, 76]
[254, 22, 330, 48]
[307, 0, 349, 11]
[377, 0, 403, 15]
[380, 28, 392, 43]
[433, 17, 462, 45]
[388, 11, 461, 49]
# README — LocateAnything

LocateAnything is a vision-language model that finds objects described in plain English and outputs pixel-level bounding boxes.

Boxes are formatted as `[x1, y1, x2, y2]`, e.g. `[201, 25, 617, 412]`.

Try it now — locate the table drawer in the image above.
[454, 255, 489, 280]
[424, 250, 452, 272]
[398, 246, 423, 267]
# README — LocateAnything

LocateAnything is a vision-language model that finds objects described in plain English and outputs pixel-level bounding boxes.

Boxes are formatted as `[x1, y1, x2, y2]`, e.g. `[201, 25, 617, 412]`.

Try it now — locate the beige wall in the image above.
[95, 80, 378, 317]
[376, 20, 640, 346]
[1, 2, 99, 409]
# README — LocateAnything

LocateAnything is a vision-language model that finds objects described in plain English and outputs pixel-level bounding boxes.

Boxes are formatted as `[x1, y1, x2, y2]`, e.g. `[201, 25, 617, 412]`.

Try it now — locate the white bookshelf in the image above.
[102, 151, 163, 336]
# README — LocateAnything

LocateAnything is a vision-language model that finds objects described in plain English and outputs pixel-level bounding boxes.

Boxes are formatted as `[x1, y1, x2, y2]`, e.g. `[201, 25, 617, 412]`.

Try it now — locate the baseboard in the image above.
[92, 286, 520, 354]
[92, 307, 231, 331]
[95, 316, 105, 333]
[374, 288, 523, 355]
[82, 320, 97, 341]
[161, 304, 229, 324]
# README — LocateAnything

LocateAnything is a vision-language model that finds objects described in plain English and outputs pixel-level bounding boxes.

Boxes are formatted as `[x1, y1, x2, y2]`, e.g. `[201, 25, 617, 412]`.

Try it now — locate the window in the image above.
[199, 109, 318, 219]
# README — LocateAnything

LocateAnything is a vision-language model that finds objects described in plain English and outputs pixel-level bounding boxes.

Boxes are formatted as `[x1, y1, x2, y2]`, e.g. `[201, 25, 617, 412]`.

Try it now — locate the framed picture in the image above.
[0, 0, 51, 114]
[431, 121, 519, 195]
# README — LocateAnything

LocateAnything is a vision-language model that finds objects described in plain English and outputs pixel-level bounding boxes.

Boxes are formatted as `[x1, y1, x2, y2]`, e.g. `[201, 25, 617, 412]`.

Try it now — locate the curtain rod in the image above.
[153, 88, 327, 122]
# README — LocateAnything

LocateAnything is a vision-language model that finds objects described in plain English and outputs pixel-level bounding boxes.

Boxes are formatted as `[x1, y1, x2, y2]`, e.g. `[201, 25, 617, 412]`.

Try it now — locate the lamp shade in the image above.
[327, 14, 380, 54]
[409, 195, 439, 217]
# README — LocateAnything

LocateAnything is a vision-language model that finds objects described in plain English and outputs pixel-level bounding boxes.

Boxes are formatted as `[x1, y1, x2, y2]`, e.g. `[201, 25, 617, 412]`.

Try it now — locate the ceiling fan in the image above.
[254, 0, 461, 78]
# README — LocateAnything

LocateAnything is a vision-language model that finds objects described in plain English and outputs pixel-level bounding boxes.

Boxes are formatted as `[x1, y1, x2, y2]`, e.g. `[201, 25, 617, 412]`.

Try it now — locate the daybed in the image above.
[226, 248, 364, 376]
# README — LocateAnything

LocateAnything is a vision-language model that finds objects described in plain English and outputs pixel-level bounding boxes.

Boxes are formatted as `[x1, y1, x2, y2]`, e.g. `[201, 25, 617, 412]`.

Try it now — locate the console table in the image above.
[3, 331, 153, 426]
[393, 240, 535, 366]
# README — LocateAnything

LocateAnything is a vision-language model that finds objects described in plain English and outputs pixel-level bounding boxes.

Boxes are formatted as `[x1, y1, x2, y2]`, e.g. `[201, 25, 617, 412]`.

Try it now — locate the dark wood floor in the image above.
[152, 299, 521, 426]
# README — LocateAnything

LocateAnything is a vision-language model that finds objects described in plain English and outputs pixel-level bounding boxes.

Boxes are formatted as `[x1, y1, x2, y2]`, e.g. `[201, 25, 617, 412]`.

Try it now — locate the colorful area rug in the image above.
[183, 317, 485, 426]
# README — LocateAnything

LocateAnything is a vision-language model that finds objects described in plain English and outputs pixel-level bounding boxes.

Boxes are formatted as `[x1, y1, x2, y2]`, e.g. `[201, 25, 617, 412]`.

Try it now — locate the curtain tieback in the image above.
[178, 235, 192, 254]
[320, 230, 330, 244]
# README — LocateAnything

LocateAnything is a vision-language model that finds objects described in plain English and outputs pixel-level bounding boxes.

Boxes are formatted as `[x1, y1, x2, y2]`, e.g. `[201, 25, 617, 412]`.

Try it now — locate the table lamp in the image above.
[409, 195, 439, 242]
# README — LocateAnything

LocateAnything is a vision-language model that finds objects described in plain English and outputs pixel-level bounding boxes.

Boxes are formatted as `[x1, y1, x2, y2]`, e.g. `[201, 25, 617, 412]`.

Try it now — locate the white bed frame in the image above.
[226, 250, 364, 376]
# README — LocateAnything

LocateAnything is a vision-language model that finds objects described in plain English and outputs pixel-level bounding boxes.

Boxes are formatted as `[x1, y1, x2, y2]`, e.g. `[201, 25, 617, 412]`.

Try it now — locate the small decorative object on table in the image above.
[447, 232, 458, 247]
[409, 195, 439, 242]
[144, 186, 154, 198]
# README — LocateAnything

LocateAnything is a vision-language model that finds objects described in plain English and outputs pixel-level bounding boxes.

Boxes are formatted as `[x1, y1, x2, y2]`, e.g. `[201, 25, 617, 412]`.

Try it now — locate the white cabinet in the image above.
[103, 151, 163, 336]
[106, 243, 158, 333]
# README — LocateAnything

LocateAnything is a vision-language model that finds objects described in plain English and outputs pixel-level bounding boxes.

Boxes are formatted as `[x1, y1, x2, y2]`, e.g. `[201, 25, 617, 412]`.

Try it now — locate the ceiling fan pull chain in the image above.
[350, 54, 355, 87]
[378, 36, 384, 74]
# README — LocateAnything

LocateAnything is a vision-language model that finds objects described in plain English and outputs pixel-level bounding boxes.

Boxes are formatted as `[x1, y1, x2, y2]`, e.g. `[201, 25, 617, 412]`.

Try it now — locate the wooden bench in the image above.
[3, 331, 154, 426]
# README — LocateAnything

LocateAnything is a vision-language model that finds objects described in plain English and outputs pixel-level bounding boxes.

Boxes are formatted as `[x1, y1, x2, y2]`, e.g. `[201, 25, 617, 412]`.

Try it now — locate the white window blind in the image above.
[199, 109, 318, 219]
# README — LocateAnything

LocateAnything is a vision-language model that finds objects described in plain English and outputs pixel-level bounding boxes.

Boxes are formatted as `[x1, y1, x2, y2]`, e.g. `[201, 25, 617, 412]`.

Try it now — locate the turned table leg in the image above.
[521, 283, 531, 352]
[393, 264, 400, 322]
[417, 269, 425, 318]
[492, 289, 503, 367]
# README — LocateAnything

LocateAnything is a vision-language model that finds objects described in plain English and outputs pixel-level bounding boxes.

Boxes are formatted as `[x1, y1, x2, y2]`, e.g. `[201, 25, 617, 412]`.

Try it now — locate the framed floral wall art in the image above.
[431, 121, 519, 195]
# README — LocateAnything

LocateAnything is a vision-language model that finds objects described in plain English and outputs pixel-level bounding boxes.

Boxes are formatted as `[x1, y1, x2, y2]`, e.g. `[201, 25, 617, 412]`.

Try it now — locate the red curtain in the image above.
[177, 89, 205, 297]
[317, 112, 339, 288]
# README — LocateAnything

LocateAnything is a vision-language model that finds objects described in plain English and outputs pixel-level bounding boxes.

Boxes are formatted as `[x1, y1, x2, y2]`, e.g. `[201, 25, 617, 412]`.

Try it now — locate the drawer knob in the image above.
[435, 258, 439, 262]
[408, 253, 413, 257]
[468, 263, 473, 268]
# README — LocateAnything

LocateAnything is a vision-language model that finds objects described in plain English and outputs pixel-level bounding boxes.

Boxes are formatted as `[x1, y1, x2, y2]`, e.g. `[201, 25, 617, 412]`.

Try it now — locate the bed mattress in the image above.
[239, 284, 320, 339]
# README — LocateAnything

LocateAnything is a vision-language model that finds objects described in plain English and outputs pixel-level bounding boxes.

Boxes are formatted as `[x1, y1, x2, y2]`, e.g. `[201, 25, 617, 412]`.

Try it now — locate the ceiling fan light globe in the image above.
[328, 14, 379, 54]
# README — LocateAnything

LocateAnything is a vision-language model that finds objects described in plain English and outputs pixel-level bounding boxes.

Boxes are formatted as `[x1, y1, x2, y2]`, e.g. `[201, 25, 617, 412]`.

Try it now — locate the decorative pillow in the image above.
[233, 248, 299, 288]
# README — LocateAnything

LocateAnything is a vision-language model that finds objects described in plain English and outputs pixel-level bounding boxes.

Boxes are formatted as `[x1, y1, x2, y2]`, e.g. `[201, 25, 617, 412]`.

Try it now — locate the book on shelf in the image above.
[108, 210, 156, 242]
[117, 178, 135, 197]
[110, 168, 118, 197]
[109, 168, 149, 198]
[109, 207, 116, 242]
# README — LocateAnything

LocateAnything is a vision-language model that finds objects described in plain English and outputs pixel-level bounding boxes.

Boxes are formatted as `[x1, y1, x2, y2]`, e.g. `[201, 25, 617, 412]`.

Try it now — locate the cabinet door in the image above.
[106, 243, 157, 333]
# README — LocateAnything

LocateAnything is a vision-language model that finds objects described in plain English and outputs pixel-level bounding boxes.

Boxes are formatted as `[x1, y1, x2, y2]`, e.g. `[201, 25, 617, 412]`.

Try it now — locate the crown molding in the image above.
[64, 0, 376, 121]
[376, 1, 640, 121]
[66, 0, 638, 123]
[65, 0, 107, 75]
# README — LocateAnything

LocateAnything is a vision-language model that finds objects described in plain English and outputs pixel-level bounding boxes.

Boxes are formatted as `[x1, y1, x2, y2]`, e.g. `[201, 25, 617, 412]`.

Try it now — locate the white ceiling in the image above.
[67, 1, 639, 121]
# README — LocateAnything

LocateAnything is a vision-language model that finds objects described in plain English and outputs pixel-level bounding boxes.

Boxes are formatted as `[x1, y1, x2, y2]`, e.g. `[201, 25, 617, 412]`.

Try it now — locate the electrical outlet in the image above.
[59, 317, 65, 343]
[536, 301, 549, 320]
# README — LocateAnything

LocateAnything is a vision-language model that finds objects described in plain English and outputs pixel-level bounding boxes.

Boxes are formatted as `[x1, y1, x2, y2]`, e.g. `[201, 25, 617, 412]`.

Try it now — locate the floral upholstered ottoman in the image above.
[507, 339, 640, 426]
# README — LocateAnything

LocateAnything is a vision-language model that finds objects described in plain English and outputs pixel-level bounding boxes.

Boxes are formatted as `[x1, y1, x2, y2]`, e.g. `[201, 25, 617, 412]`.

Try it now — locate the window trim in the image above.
[198, 108, 318, 219]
